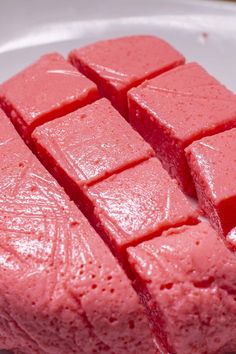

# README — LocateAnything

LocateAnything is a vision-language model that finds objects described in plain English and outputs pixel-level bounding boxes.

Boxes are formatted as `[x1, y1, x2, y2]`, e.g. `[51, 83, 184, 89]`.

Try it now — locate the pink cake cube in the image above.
[69, 35, 185, 116]
[87, 158, 197, 257]
[128, 62, 236, 196]
[32, 98, 154, 192]
[186, 128, 236, 239]
[128, 222, 236, 354]
[0, 109, 156, 354]
[0, 53, 99, 142]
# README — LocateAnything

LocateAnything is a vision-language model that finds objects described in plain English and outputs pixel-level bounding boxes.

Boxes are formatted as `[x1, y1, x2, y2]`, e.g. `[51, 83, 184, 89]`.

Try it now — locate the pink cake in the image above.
[87, 158, 197, 258]
[128, 62, 236, 196]
[0, 53, 99, 142]
[1, 35, 236, 354]
[186, 128, 236, 240]
[128, 222, 236, 354]
[32, 98, 154, 193]
[69, 35, 185, 116]
[0, 109, 156, 354]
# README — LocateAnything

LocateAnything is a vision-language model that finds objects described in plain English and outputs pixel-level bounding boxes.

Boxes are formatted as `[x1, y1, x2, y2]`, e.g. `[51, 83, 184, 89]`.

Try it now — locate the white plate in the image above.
[0, 0, 236, 91]
[0, 0, 235, 353]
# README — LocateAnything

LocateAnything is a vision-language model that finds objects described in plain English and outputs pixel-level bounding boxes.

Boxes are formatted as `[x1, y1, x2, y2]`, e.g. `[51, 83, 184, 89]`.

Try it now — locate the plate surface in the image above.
[0, 0, 235, 353]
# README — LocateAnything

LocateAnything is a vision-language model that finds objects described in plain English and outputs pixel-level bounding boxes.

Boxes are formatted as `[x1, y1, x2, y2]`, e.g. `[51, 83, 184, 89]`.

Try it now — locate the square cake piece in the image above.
[128, 62, 236, 196]
[32, 98, 154, 191]
[69, 35, 185, 116]
[128, 222, 236, 354]
[186, 128, 236, 238]
[0, 109, 156, 354]
[0, 53, 99, 142]
[87, 158, 197, 257]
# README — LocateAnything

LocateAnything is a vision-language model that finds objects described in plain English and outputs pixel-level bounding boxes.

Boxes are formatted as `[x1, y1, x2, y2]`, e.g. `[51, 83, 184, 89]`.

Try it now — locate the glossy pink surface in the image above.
[1, 34, 236, 354]
[87, 158, 197, 251]
[33, 98, 154, 187]
[227, 227, 236, 249]
[186, 128, 236, 237]
[0, 53, 99, 139]
[69, 35, 184, 116]
[0, 110, 155, 354]
[128, 62, 236, 195]
[128, 222, 236, 354]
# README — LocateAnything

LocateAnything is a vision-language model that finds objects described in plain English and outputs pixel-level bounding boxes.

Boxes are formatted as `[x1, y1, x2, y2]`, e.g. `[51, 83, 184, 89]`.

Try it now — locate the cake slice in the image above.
[0, 109, 156, 354]
[0, 53, 99, 143]
[32, 104, 197, 260]
[86, 158, 197, 259]
[128, 62, 236, 196]
[186, 128, 236, 240]
[128, 222, 236, 354]
[69, 35, 185, 116]
[32, 98, 154, 192]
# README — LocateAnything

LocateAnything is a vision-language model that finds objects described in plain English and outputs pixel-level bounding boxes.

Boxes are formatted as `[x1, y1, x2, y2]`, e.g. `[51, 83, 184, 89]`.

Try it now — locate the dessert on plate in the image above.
[0, 35, 236, 354]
